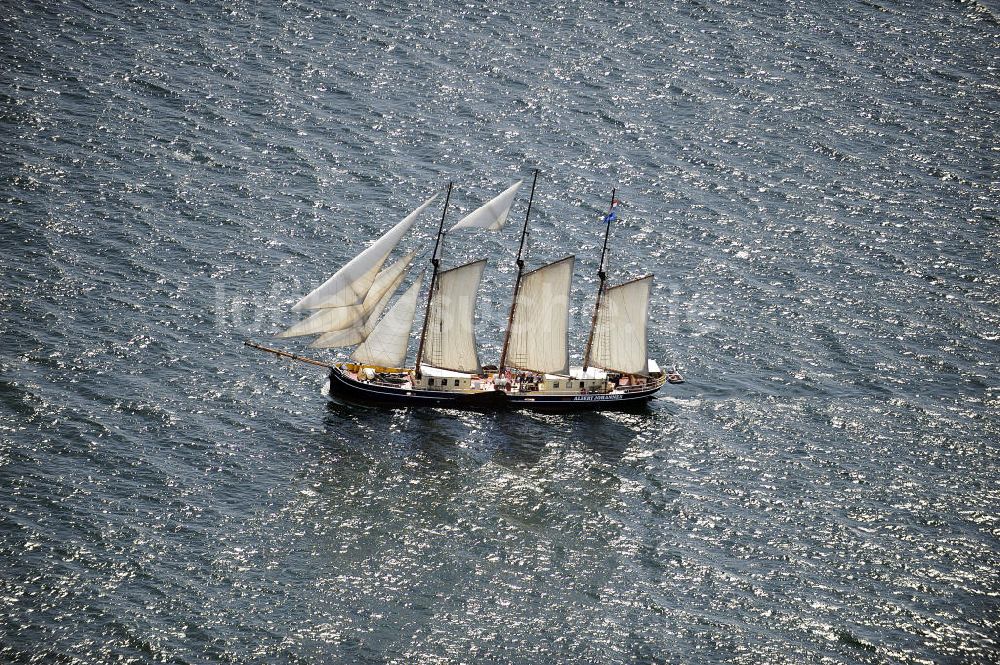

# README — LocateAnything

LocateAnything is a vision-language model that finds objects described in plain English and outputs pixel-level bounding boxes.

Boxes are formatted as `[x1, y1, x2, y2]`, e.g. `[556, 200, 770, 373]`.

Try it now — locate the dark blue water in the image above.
[2, 0, 998, 662]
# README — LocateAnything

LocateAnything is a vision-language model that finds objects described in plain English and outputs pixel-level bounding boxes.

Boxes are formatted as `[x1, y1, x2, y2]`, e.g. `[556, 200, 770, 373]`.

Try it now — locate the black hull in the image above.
[328, 367, 662, 411]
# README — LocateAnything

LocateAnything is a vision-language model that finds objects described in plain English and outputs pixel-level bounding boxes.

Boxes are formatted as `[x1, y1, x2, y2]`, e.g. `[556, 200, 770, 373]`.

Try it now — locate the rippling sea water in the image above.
[2, 0, 998, 662]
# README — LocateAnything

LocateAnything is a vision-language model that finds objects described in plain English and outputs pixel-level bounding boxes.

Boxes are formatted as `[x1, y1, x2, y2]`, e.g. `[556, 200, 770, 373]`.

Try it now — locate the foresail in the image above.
[448, 180, 523, 232]
[421, 259, 486, 373]
[307, 323, 365, 349]
[362, 249, 418, 310]
[351, 274, 424, 368]
[276, 302, 366, 339]
[587, 275, 652, 375]
[504, 256, 575, 375]
[278, 250, 417, 339]
[292, 192, 438, 311]
[307, 260, 414, 348]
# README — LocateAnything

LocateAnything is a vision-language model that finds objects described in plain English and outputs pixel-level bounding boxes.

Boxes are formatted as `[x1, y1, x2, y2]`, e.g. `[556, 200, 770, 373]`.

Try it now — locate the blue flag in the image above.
[602, 198, 622, 223]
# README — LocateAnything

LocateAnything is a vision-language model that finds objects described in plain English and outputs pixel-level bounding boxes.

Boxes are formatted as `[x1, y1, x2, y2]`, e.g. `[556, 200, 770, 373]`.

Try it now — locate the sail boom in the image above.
[418, 364, 480, 375]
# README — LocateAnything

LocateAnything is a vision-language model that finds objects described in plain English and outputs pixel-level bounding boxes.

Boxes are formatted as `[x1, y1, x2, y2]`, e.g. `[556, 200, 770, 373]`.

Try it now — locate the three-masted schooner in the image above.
[248, 171, 680, 410]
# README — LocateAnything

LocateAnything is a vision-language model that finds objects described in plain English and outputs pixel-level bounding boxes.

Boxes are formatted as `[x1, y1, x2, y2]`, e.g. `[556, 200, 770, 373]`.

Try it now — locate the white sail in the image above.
[362, 249, 418, 310]
[448, 180, 523, 232]
[307, 259, 415, 348]
[278, 250, 417, 338]
[421, 259, 486, 373]
[503, 256, 575, 375]
[351, 274, 424, 368]
[587, 275, 653, 375]
[308, 323, 366, 349]
[292, 193, 438, 311]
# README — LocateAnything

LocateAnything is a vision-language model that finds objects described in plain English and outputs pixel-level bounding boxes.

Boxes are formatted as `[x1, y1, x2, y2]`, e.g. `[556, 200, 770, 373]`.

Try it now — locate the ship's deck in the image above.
[338, 364, 665, 397]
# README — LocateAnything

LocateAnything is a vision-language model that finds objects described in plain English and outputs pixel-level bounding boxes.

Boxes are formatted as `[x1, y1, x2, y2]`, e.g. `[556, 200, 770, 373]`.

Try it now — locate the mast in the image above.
[414, 182, 452, 378]
[583, 188, 617, 372]
[498, 169, 539, 374]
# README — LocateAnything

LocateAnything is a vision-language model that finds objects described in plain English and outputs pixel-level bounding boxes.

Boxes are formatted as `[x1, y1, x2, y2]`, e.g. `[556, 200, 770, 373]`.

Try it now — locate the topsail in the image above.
[292, 193, 438, 311]
[448, 180, 523, 232]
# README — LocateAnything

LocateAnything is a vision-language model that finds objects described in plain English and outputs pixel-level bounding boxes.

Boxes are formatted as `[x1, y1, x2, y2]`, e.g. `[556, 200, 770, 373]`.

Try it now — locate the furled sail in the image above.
[307, 255, 417, 348]
[421, 259, 487, 373]
[292, 193, 438, 311]
[278, 250, 417, 338]
[351, 274, 424, 368]
[503, 255, 575, 375]
[448, 180, 523, 232]
[586, 275, 653, 375]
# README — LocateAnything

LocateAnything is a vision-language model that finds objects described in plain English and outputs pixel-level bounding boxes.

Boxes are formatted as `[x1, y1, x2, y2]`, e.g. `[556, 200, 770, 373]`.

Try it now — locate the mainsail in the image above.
[448, 180, 523, 232]
[351, 274, 424, 368]
[586, 275, 653, 375]
[278, 250, 417, 338]
[292, 193, 438, 311]
[421, 259, 487, 373]
[502, 255, 575, 375]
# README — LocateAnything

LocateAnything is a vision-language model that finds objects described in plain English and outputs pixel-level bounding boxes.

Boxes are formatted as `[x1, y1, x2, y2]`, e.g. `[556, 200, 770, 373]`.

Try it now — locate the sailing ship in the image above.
[247, 171, 682, 411]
